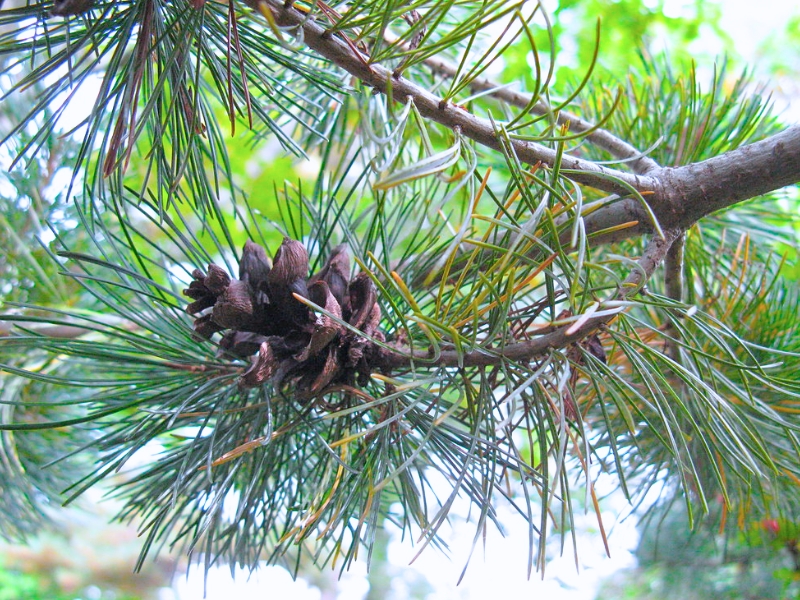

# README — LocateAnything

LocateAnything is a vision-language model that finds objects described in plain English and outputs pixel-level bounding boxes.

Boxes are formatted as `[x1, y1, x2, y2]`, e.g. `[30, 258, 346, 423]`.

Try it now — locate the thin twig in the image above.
[408, 40, 661, 175]
[664, 232, 685, 305]
[378, 229, 682, 369]
[662, 231, 685, 362]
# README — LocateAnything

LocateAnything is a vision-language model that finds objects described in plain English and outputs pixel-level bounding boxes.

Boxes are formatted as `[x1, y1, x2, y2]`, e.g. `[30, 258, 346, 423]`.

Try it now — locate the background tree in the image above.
[1, 0, 799, 583]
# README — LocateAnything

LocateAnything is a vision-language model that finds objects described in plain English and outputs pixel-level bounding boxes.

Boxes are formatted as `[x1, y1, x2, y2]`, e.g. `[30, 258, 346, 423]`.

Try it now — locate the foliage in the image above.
[598, 501, 800, 600]
[1, 0, 799, 582]
[0, 559, 147, 600]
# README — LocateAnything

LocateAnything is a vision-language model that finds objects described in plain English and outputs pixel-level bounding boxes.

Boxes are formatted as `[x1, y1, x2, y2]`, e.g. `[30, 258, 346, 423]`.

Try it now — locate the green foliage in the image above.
[0, 567, 41, 600]
[0, 560, 144, 600]
[577, 59, 782, 167]
[756, 12, 800, 79]
[500, 0, 729, 88]
[598, 501, 800, 600]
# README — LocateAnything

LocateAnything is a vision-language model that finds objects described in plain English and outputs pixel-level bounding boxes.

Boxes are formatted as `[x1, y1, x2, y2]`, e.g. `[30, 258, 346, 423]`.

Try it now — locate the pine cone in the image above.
[183, 239, 384, 400]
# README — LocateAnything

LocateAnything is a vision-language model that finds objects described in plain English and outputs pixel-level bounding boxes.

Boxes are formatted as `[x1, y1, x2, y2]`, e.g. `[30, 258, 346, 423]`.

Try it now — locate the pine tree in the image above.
[1, 0, 800, 578]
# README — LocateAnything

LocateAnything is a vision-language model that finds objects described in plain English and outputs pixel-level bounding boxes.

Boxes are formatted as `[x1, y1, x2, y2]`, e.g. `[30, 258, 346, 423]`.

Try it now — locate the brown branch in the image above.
[251, 0, 800, 244]
[416, 50, 661, 175]
[251, 0, 657, 198]
[660, 125, 800, 228]
[662, 232, 685, 362]
[664, 233, 685, 305]
[583, 125, 800, 242]
[377, 229, 682, 370]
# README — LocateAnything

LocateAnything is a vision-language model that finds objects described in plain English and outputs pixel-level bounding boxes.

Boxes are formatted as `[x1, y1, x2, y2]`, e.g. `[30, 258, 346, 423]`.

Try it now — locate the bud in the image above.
[212, 280, 255, 330]
[581, 334, 607, 364]
[205, 264, 232, 295]
[193, 314, 224, 339]
[239, 241, 271, 304]
[218, 331, 268, 358]
[296, 280, 343, 361]
[268, 238, 309, 292]
[309, 244, 350, 311]
[185, 238, 384, 400]
[240, 342, 278, 388]
[348, 273, 378, 330]
[184, 266, 231, 315]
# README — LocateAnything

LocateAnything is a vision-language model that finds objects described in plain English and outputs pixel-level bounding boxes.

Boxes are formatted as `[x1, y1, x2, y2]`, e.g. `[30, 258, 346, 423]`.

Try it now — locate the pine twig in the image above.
[249, 1, 800, 244]
[664, 232, 685, 305]
[378, 228, 683, 369]
[400, 36, 661, 175]
[662, 231, 685, 362]
[249, 0, 656, 197]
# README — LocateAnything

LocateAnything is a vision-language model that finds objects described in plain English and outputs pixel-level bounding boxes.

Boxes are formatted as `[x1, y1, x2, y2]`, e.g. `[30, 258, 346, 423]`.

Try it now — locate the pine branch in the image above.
[251, 0, 655, 197]
[664, 233, 685, 305]
[577, 124, 800, 244]
[250, 1, 800, 243]
[377, 228, 682, 369]
[2, 0, 799, 573]
[400, 36, 661, 175]
[660, 124, 800, 226]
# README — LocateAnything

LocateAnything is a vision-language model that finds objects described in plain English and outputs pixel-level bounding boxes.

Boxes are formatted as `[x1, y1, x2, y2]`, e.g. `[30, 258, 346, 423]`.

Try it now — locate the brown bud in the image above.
[184, 279, 208, 300]
[205, 264, 231, 295]
[239, 241, 271, 302]
[348, 273, 378, 330]
[581, 334, 607, 364]
[185, 294, 216, 315]
[184, 269, 217, 313]
[268, 238, 309, 291]
[363, 297, 381, 337]
[298, 347, 340, 395]
[296, 281, 343, 361]
[309, 244, 350, 310]
[193, 314, 224, 339]
[218, 331, 268, 358]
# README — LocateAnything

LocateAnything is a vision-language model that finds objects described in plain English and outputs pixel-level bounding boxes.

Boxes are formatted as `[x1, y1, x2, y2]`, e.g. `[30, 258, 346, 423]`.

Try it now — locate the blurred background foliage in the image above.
[1, 0, 800, 597]
[0, 505, 176, 600]
[598, 501, 800, 600]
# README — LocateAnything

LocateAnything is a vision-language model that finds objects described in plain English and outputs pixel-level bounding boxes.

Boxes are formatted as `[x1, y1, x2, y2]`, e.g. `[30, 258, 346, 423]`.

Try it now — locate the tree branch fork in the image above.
[253, 0, 800, 237]
[12, 1, 798, 376]
[237, 0, 800, 371]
